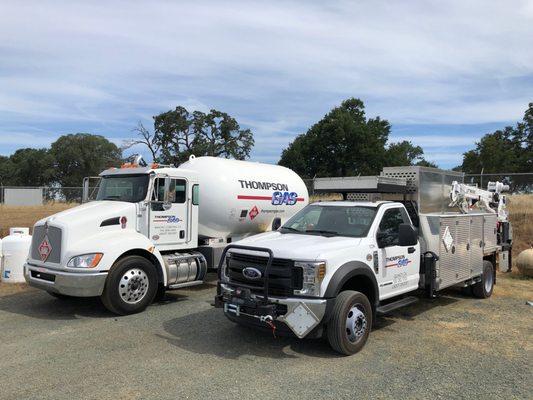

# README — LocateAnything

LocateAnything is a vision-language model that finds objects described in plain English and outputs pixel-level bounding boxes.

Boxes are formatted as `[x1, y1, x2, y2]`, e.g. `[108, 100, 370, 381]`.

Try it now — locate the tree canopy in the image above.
[278, 98, 435, 177]
[50, 133, 122, 188]
[459, 103, 532, 174]
[0, 148, 55, 186]
[129, 106, 254, 165]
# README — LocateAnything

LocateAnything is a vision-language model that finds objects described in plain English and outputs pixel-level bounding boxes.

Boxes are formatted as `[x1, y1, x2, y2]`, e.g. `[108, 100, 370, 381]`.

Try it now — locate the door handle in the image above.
[408, 247, 416, 254]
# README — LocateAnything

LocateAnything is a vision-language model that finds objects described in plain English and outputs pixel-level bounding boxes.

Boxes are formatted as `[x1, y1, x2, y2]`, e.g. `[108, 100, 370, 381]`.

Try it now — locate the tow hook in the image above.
[260, 315, 277, 338]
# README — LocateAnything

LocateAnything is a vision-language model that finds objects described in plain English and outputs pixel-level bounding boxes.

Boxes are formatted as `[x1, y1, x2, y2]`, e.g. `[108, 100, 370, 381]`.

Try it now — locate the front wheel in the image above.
[101, 256, 158, 315]
[327, 290, 372, 355]
[472, 260, 494, 299]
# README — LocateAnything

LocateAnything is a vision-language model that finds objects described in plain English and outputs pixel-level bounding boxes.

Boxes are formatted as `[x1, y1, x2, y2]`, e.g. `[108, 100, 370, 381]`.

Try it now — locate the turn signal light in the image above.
[317, 263, 326, 280]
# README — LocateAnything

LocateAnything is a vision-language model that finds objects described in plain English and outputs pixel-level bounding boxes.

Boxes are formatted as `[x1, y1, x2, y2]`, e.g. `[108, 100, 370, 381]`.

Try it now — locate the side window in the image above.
[151, 178, 186, 211]
[173, 179, 186, 203]
[192, 184, 199, 205]
[378, 208, 408, 247]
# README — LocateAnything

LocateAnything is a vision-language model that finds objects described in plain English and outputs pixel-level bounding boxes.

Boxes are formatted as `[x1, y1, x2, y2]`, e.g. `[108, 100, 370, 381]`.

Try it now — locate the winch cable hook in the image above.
[260, 315, 277, 338]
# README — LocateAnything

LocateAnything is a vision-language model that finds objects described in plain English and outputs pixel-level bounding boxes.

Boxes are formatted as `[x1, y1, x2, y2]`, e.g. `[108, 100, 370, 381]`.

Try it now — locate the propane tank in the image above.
[1, 227, 32, 283]
[179, 156, 309, 238]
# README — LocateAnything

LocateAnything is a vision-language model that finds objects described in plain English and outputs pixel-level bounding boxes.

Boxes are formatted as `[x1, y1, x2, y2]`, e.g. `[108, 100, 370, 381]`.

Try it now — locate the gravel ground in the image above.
[0, 273, 531, 400]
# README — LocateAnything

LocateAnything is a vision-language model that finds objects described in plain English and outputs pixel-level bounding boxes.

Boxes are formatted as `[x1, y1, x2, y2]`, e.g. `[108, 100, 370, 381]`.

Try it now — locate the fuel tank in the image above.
[179, 156, 308, 238]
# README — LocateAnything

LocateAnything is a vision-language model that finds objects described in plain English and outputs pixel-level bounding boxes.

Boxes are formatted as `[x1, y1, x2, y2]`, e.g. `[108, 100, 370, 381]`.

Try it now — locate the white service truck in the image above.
[215, 166, 513, 355]
[25, 156, 308, 314]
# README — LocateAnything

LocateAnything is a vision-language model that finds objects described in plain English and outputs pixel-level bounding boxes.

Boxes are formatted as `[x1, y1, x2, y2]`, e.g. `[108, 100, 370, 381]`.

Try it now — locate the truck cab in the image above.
[217, 201, 420, 354]
[25, 162, 206, 315]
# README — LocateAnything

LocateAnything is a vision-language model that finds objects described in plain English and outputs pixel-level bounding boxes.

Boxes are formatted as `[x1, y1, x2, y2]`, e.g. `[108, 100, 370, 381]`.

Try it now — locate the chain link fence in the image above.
[0, 172, 531, 205]
[463, 173, 533, 193]
[0, 186, 87, 204]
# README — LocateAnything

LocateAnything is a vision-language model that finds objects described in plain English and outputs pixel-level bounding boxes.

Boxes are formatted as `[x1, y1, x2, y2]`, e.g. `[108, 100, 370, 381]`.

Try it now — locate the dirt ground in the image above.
[0, 272, 531, 400]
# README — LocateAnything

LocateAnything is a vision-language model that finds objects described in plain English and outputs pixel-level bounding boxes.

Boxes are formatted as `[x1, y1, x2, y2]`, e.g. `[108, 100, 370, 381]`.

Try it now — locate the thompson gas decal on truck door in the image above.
[377, 207, 420, 299]
[149, 178, 188, 246]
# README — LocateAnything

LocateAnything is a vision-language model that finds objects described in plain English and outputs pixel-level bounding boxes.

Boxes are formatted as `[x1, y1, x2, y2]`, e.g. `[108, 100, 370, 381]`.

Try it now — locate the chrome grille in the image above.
[31, 225, 62, 263]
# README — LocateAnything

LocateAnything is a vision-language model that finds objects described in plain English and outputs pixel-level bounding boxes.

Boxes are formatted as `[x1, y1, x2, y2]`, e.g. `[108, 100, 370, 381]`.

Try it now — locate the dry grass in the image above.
[0, 203, 77, 237]
[507, 194, 533, 258]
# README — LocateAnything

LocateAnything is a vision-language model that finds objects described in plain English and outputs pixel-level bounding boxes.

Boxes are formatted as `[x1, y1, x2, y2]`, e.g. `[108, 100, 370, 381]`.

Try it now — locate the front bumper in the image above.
[25, 263, 108, 297]
[216, 283, 330, 338]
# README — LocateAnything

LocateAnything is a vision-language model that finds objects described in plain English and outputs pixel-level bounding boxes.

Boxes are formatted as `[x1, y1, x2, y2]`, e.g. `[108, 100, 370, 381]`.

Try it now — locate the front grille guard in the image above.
[217, 244, 274, 303]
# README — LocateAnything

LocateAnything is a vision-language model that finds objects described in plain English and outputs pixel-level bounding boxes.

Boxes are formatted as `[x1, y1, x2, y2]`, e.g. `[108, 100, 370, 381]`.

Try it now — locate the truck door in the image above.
[376, 206, 420, 300]
[149, 177, 189, 247]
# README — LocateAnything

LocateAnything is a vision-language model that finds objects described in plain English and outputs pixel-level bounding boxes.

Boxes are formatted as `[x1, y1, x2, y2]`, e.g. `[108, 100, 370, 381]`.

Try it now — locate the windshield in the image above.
[96, 174, 150, 203]
[280, 204, 377, 237]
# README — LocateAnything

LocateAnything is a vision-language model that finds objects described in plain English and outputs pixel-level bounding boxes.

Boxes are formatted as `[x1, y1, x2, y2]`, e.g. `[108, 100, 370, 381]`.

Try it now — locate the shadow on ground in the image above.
[0, 290, 113, 320]
[374, 290, 463, 329]
[159, 290, 466, 360]
[159, 307, 340, 360]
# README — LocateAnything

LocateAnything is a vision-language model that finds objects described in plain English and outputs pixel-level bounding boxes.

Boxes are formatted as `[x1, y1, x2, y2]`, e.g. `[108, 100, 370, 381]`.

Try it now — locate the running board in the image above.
[168, 280, 204, 290]
[377, 296, 418, 315]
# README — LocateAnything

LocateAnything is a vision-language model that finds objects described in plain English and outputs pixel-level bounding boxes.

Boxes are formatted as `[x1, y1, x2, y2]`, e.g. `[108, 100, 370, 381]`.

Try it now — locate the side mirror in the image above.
[162, 177, 172, 209]
[82, 177, 90, 203]
[163, 177, 171, 203]
[399, 223, 418, 246]
[272, 217, 282, 231]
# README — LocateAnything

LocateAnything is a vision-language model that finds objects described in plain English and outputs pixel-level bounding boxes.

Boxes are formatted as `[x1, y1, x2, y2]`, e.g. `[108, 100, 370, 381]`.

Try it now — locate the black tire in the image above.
[154, 284, 167, 302]
[101, 255, 158, 315]
[47, 292, 72, 300]
[472, 260, 494, 299]
[327, 290, 372, 356]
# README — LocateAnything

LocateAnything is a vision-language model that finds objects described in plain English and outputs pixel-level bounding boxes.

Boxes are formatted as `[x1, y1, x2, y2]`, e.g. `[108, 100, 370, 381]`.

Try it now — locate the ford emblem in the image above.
[242, 267, 262, 280]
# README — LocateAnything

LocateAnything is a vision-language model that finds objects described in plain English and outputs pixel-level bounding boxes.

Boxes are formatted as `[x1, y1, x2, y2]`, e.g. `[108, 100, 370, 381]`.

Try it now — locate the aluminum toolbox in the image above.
[380, 166, 464, 213]
[419, 213, 497, 290]
[313, 166, 465, 214]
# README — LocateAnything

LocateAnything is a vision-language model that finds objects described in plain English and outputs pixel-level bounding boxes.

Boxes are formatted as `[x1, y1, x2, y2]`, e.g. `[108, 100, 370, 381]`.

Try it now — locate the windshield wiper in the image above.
[305, 229, 338, 237]
[280, 226, 301, 233]
[102, 195, 122, 200]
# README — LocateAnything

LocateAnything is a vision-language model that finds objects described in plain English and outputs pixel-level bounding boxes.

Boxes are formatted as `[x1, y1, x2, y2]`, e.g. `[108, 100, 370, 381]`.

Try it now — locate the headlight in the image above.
[67, 253, 103, 268]
[294, 261, 326, 297]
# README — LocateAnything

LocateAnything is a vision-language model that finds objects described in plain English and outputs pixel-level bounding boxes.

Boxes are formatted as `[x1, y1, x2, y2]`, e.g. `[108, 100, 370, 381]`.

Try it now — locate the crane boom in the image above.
[449, 180, 509, 222]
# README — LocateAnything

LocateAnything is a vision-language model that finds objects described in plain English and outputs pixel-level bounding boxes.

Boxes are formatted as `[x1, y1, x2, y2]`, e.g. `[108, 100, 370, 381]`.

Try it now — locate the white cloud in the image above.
[0, 0, 531, 167]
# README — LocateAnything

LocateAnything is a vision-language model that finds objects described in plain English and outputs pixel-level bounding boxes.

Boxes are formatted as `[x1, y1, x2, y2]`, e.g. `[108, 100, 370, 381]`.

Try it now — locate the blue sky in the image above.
[1, 1, 532, 169]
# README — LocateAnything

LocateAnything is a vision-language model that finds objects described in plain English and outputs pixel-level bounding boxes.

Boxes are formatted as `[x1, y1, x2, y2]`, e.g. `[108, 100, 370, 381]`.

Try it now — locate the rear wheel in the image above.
[472, 260, 494, 299]
[101, 256, 158, 315]
[327, 290, 372, 355]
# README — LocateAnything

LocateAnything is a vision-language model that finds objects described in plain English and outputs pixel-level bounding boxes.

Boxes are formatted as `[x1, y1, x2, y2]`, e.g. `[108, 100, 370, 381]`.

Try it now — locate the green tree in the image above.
[0, 155, 16, 186]
[279, 98, 389, 177]
[385, 141, 437, 168]
[8, 148, 55, 186]
[415, 159, 438, 168]
[50, 134, 122, 189]
[459, 103, 533, 174]
[385, 141, 422, 166]
[146, 106, 254, 165]
[279, 98, 435, 177]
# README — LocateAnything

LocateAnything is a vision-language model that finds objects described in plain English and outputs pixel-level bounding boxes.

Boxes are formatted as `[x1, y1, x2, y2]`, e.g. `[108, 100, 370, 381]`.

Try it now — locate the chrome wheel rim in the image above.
[484, 269, 493, 293]
[119, 268, 149, 304]
[345, 304, 367, 343]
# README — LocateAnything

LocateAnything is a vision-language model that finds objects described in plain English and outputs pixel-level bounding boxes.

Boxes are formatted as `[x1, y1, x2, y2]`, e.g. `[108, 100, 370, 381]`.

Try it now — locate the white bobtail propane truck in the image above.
[215, 166, 513, 355]
[24, 156, 308, 315]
